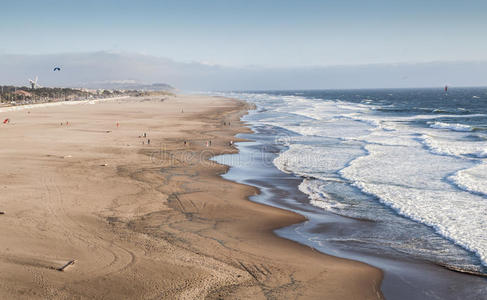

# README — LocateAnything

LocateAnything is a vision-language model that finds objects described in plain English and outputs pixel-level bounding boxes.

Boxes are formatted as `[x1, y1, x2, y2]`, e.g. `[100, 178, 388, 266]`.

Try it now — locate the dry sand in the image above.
[0, 95, 383, 299]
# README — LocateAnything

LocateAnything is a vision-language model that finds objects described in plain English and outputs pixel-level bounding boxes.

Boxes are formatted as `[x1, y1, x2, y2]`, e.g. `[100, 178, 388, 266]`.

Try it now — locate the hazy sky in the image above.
[1, 0, 486, 67]
[1, 1, 486, 90]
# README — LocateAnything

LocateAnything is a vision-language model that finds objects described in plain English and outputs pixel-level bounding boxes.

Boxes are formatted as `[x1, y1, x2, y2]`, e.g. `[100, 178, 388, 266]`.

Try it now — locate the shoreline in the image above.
[0, 94, 382, 299]
[215, 101, 487, 299]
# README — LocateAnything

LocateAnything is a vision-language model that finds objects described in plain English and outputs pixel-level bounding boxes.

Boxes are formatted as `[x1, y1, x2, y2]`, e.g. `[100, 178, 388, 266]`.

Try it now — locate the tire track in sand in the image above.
[41, 176, 136, 280]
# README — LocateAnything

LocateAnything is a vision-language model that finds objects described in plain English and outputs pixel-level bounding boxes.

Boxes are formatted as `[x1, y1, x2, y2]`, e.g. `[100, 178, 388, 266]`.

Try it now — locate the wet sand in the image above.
[0, 95, 382, 299]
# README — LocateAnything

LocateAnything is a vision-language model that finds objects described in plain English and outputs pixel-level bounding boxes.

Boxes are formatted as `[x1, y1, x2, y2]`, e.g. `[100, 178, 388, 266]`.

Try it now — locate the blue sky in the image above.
[1, 0, 486, 67]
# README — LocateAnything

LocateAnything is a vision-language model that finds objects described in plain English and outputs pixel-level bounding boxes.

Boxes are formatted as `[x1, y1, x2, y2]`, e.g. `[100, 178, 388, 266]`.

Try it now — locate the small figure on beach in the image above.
[184, 140, 187, 146]
[229, 140, 233, 146]
[143, 133, 147, 138]
[116, 122, 120, 128]
[206, 141, 209, 147]
[147, 139, 151, 145]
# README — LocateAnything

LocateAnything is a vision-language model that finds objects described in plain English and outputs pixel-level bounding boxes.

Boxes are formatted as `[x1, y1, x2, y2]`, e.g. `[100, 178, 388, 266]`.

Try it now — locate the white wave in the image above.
[255, 97, 373, 139]
[298, 179, 347, 211]
[336, 113, 485, 133]
[450, 164, 487, 197]
[409, 113, 487, 120]
[429, 121, 473, 132]
[337, 113, 382, 127]
[286, 120, 372, 139]
[340, 143, 487, 267]
[363, 122, 424, 146]
[273, 143, 364, 180]
[419, 134, 487, 158]
[472, 150, 487, 158]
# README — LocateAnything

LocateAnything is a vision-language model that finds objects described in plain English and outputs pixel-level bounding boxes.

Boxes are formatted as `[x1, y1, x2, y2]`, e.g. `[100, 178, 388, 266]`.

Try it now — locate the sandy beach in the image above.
[0, 95, 382, 299]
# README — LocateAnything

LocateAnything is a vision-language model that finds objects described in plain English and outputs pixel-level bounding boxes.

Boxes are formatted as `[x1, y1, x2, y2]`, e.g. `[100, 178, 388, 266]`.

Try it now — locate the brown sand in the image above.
[0, 95, 383, 299]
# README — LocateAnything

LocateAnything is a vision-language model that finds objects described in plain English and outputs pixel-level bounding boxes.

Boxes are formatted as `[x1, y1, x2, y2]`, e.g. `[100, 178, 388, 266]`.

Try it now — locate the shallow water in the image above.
[213, 125, 487, 299]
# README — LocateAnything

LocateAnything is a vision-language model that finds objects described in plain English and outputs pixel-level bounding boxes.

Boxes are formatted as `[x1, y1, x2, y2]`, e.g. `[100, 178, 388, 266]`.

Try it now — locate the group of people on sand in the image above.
[139, 132, 151, 145]
[129, 117, 236, 148]
[179, 120, 235, 148]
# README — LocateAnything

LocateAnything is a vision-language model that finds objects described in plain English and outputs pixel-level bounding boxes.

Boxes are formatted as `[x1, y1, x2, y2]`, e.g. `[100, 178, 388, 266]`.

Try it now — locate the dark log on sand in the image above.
[56, 260, 75, 272]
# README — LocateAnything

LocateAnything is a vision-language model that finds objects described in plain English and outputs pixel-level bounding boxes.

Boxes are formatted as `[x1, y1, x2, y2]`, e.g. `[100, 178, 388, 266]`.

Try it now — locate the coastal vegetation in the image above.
[0, 85, 172, 105]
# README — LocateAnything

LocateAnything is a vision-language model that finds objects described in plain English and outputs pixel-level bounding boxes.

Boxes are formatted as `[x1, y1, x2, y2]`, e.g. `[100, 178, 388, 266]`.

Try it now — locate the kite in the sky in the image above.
[53, 67, 61, 71]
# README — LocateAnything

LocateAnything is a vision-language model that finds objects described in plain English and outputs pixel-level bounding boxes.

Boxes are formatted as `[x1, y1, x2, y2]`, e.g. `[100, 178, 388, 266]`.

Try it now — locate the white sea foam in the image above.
[298, 179, 347, 211]
[337, 113, 383, 127]
[285, 119, 372, 139]
[429, 121, 473, 132]
[450, 164, 487, 197]
[419, 134, 487, 157]
[273, 143, 364, 179]
[340, 143, 487, 266]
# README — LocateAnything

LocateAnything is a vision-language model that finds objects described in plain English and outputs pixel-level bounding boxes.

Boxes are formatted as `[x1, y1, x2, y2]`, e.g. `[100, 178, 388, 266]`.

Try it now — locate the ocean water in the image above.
[217, 88, 487, 275]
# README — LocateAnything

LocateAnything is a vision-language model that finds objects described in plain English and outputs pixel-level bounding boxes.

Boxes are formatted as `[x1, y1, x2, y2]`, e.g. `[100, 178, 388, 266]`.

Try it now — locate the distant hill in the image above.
[149, 83, 175, 90]
[84, 81, 175, 91]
